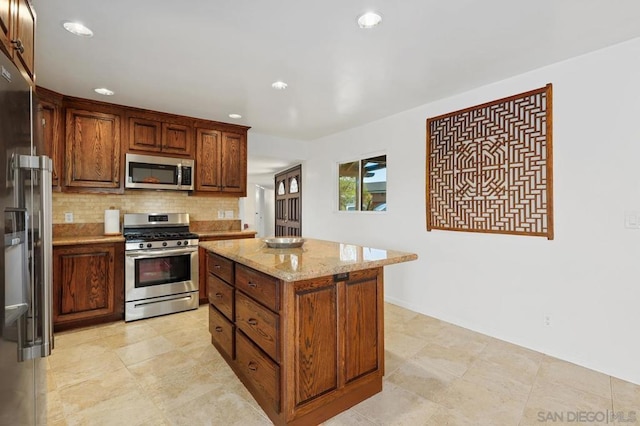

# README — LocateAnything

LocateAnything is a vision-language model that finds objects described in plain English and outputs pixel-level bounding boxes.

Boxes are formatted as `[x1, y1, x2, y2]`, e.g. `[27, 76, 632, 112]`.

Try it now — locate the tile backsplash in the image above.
[52, 191, 239, 224]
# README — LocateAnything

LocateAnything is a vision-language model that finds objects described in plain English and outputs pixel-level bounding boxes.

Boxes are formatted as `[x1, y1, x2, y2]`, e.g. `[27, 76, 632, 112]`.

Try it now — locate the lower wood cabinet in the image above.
[52, 242, 124, 331]
[198, 234, 254, 304]
[206, 251, 384, 425]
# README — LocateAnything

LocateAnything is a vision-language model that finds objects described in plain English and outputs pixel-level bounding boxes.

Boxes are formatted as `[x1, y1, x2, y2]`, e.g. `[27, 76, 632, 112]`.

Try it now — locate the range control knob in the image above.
[146, 243, 152, 248]
[177, 241, 182, 246]
[183, 241, 189, 246]
[139, 243, 144, 249]
[162, 242, 167, 247]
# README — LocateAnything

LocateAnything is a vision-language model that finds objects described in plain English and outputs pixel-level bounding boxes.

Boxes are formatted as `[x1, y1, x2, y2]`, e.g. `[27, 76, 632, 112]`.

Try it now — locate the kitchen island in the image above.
[200, 238, 417, 425]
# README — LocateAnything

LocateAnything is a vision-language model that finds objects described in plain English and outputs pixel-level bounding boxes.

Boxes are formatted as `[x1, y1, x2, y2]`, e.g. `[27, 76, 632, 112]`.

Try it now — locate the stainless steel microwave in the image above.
[125, 153, 194, 191]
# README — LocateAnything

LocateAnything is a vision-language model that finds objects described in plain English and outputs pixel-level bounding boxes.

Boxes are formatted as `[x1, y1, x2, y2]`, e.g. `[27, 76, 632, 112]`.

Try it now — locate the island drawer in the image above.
[236, 290, 279, 362]
[207, 253, 234, 284]
[207, 274, 234, 320]
[236, 331, 280, 414]
[209, 305, 234, 360]
[236, 264, 279, 311]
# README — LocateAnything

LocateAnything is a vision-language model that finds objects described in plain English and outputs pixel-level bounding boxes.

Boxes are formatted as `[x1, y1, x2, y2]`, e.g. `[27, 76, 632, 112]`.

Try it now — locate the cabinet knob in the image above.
[11, 39, 25, 54]
[247, 318, 258, 326]
[248, 362, 258, 372]
[215, 326, 223, 332]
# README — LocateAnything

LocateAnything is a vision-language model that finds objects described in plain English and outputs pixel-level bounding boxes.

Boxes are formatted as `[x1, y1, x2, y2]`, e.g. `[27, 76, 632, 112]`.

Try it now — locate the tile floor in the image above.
[45, 303, 640, 425]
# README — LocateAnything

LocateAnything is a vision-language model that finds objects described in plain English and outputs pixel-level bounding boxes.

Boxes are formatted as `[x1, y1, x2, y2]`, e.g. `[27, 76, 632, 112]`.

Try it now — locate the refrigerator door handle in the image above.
[18, 155, 53, 360]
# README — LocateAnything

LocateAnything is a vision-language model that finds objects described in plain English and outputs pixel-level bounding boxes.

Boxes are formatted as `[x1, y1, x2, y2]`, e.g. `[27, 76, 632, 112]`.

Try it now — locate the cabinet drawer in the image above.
[236, 264, 279, 311]
[236, 291, 279, 362]
[207, 274, 234, 320]
[207, 252, 234, 284]
[209, 305, 234, 360]
[236, 331, 280, 414]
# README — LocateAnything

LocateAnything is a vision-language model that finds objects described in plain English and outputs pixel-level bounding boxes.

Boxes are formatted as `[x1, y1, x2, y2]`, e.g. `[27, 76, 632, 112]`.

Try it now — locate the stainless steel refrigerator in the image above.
[0, 52, 53, 424]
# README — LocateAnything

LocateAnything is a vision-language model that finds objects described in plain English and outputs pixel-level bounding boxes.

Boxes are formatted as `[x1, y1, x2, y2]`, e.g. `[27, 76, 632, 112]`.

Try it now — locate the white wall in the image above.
[302, 37, 640, 385]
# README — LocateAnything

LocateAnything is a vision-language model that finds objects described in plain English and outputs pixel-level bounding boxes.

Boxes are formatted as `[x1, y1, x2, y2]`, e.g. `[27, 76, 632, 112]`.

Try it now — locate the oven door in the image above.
[125, 246, 199, 302]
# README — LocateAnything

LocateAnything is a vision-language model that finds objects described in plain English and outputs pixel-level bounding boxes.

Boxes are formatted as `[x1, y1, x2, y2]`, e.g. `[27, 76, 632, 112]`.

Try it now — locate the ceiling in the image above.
[33, 1, 640, 184]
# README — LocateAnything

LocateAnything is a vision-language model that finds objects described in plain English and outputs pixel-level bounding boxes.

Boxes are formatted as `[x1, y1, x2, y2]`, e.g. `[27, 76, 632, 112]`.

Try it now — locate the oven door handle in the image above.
[125, 247, 198, 258]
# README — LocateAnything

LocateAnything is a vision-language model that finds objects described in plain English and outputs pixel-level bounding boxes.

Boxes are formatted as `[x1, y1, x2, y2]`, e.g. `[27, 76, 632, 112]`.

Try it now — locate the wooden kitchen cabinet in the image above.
[128, 114, 193, 158]
[195, 128, 247, 196]
[0, 0, 35, 82]
[53, 242, 124, 331]
[205, 251, 384, 425]
[198, 233, 254, 304]
[65, 107, 123, 193]
[36, 88, 63, 190]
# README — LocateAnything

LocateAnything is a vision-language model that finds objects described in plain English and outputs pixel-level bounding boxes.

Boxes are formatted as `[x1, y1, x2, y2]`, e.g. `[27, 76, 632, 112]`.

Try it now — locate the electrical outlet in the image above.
[64, 212, 74, 223]
[225, 210, 234, 219]
[544, 315, 552, 327]
[217, 210, 224, 219]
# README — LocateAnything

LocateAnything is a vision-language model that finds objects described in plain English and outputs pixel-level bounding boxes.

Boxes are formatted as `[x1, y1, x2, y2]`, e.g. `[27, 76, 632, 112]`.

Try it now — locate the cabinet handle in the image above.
[214, 264, 221, 269]
[248, 362, 258, 372]
[247, 318, 258, 326]
[215, 326, 223, 332]
[215, 292, 223, 298]
[248, 282, 257, 288]
[11, 39, 25, 54]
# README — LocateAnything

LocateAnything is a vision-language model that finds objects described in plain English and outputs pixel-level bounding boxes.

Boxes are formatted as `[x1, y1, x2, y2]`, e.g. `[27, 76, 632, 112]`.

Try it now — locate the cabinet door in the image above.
[129, 116, 162, 152]
[12, 0, 34, 81]
[292, 279, 338, 405]
[162, 122, 193, 157]
[195, 128, 222, 191]
[53, 244, 116, 325]
[65, 108, 122, 191]
[344, 272, 381, 382]
[37, 100, 62, 189]
[220, 132, 246, 195]
[0, 0, 12, 55]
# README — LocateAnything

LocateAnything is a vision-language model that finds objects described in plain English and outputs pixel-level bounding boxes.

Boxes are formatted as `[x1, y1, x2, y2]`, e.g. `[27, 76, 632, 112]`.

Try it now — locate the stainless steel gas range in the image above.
[123, 213, 199, 321]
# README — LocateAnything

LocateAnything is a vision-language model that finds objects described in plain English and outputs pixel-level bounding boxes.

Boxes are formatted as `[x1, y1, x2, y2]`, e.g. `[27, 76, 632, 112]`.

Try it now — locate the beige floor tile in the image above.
[386, 312, 445, 342]
[433, 377, 527, 425]
[53, 327, 104, 348]
[353, 382, 439, 425]
[51, 350, 126, 389]
[161, 387, 271, 426]
[410, 341, 478, 377]
[520, 378, 613, 426]
[100, 322, 159, 349]
[478, 339, 542, 384]
[537, 356, 612, 400]
[115, 335, 176, 366]
[323, 409, 377, 425]
[423, 404, 480, 426]
[45, 390, 65, 424]
[461, 358, 533, 399]
[48, 340, 110, 371]
[385, 331, 429, 361]
[127, 349, 198, 385]
[612, 377, 640, 416]
[146, 310, 202, 335]
[386, 358, 458, 402]
[384, 349, 406, 376]
[163, 324, 213, 353]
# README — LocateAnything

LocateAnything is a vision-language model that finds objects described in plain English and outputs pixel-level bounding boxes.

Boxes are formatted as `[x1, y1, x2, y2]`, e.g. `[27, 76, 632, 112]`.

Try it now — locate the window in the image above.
[338, 155, 386, 211]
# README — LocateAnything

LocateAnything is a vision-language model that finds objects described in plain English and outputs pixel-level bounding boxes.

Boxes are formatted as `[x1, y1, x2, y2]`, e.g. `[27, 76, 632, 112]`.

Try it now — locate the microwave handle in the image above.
[177, 165, 182, 186]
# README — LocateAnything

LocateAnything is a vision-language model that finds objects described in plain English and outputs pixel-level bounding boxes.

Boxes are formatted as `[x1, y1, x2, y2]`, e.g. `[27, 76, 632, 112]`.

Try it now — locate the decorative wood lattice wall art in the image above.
[426, 84, 553, 239]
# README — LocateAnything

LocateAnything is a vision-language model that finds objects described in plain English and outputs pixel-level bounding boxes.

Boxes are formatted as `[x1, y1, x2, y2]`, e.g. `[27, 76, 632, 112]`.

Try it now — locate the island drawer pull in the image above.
[214, 264, 221, 269]
[248, 281, 257, 288]
[215, 292, 223, 298]
[215, 326, 223, 332]
[248, 361, 258, 372]
[247, 318, 258, 326]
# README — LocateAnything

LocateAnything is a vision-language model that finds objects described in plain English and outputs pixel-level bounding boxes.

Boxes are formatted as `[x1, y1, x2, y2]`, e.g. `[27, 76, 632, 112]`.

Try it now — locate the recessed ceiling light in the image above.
[228, 113, 242, 119]
[357, 12, 382, 29]
[94, 88, 114, 96]
[62, 21, 94, 37]
[271, 81, 288, 90]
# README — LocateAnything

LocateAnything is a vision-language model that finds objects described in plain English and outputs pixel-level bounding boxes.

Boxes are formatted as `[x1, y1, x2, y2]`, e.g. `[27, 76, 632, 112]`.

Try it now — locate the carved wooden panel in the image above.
[426, 84, 553, 239]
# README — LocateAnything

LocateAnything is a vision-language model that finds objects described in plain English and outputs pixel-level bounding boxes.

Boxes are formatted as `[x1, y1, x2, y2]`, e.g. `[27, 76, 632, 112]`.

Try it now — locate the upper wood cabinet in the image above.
[65, 108, 122, 192]
[0, 0, 35, 82]
[196, 128, 247, 196]
[128, 114, 193, 158]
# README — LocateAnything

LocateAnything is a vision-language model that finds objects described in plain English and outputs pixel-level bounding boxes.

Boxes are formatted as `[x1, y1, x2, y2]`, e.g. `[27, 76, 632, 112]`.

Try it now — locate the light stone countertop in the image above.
[199, 237, 418, 282]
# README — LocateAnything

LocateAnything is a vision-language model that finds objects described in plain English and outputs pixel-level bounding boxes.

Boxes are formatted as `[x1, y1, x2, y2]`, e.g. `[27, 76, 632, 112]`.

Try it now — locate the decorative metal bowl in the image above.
[263, 237, 305, 249]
